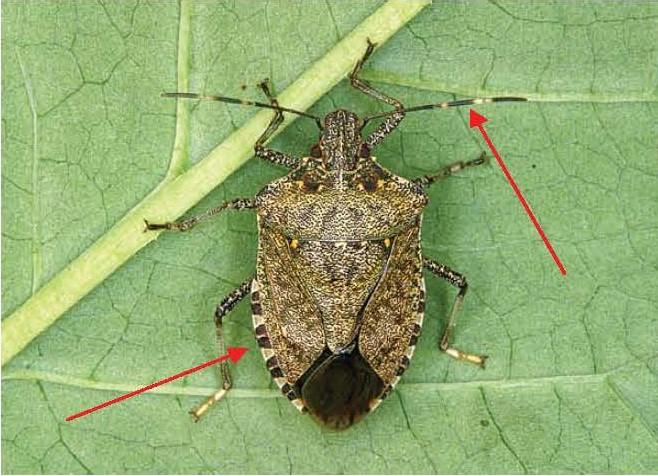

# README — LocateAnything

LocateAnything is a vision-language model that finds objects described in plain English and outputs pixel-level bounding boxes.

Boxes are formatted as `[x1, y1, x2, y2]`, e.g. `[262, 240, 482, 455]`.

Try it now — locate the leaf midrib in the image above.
[4, 356, 649, 398]
[360, 70, 658, 102]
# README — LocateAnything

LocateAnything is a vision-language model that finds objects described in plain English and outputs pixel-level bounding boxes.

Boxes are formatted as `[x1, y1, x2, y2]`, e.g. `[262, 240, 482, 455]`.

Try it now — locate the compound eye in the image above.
[359, 143, 370, 158]
[310, 143, 322, 158]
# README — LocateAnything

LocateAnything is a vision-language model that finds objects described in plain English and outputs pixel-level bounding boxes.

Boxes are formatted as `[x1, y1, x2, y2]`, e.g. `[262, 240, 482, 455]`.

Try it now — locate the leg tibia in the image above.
[144, 198, 255, 233]
[254, 78, 298, 169]
[424, 258, 488, 368]
[349, 40, 405, 150]
[413, 152, 488, 189]
[190, 278, 253, 421]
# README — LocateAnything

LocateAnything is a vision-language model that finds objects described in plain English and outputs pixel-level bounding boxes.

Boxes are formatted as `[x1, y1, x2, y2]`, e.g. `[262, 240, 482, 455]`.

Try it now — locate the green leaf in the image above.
[3, 1, 658, 474]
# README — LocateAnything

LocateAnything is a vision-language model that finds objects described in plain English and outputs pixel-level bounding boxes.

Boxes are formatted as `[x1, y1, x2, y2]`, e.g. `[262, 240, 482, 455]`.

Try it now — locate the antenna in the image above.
[162, 92, 322, 128]
[363, 96, 527, 123]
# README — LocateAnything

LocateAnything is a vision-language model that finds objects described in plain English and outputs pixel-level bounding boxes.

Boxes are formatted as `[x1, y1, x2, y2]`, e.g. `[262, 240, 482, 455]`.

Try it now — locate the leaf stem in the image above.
[1, 0, 431, 365]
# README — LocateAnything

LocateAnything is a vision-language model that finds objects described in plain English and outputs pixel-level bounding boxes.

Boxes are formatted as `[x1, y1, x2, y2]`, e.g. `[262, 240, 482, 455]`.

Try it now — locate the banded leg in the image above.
[424, 257, 488, 368]
[413, 152, 488, 189]
[190, 277, 253, 421]
[254, 79, 298, 168]
[144, 198, 255, 232]
[349, 39, 405, 149]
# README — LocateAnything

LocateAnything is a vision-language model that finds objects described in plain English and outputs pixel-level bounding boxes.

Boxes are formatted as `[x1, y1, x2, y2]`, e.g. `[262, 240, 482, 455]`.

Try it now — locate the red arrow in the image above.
[470, 109, 566, 276]
[66, 347, 248, 421]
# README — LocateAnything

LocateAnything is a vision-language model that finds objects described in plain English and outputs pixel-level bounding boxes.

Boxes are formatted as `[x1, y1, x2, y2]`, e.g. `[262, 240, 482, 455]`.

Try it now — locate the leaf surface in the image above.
[3, 1, 658, 473]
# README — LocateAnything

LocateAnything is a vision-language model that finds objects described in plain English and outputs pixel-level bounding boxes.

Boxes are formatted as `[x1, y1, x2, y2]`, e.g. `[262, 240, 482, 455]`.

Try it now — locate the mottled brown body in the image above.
[147, 40, 521, 429]
[252, 150, 427, 427]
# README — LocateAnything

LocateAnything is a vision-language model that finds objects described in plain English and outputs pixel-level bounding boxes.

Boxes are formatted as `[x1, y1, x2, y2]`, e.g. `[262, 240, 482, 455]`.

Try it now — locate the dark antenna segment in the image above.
[161, 92, 323, 128]
[363, 96, 527, 123]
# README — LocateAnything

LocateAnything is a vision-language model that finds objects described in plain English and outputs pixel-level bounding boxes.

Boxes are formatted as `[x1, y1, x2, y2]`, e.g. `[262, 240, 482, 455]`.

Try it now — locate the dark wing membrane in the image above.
[256, 225, 326, 383]
[359, 223, 424, 384]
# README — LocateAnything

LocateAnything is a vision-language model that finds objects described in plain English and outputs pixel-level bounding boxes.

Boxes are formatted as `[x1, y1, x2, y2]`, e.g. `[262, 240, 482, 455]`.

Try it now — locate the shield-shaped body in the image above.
[251, 156, 427, 429]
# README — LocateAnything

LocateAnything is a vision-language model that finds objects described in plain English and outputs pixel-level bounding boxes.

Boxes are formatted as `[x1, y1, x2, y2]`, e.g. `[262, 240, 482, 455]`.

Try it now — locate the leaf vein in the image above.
[606, 376, 658, 445]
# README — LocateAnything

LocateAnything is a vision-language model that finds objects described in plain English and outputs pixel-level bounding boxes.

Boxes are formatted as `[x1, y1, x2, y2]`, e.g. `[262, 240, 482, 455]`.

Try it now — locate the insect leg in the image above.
[254, 79, 299, 168]
[144, 197, 255, 232]
[190, 277, 253, 421]
[350, 39, 405, 149]
[412, 152, 488, 189]
[423, 257, 488, 368]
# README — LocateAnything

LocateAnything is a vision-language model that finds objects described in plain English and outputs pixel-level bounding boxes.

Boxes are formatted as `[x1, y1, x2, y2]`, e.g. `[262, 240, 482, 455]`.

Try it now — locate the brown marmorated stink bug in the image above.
[145, 41, 526, 429]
